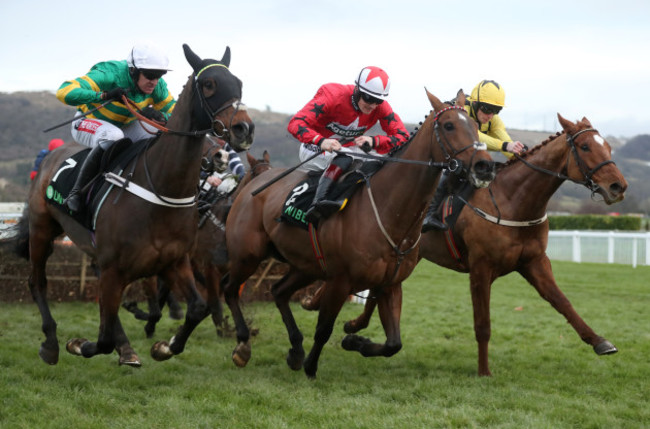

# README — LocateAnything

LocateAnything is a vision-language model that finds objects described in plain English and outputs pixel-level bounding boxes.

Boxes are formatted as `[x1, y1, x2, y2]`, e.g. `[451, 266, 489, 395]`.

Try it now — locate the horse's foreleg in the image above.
[342, 284, 402, 358]
[519, 256, 617, 355]
[151, 256, 209, 361]
[469, 267, 494, 376]
[304, 280, 349, 379]
[28, 234, 58, 365]
[203, 264, 225, 331]
[222, 255, 262, 368]
[344, 294, 377, 334]
[271, 270, 313, 371]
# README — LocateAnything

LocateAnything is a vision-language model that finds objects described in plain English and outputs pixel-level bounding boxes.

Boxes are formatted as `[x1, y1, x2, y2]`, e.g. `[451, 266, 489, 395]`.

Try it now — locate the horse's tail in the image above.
[0, 206, 30, 260]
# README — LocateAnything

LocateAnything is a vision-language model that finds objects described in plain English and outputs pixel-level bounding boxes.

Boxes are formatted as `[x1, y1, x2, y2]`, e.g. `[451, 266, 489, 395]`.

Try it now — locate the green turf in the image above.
[1, 260, 648, 428]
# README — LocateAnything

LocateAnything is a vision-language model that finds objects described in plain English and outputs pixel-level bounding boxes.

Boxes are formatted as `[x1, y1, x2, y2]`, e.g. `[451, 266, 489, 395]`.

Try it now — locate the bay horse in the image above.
[132, 149, 272, 338]
[190, 90, 497, 379]
[6, 44, 254, 366]
[340, 114, 628, 376]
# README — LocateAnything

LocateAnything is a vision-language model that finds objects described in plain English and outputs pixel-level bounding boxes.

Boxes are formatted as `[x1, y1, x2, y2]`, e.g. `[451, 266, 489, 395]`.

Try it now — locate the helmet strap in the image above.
[351, 87, 361, 111]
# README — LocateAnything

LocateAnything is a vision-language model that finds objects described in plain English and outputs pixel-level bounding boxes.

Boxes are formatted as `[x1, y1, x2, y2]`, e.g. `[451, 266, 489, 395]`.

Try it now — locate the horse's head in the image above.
[425, 88, 496, 188]
[183, 44, 255, 152]
[557, 114, 627, 204]
[246, 150, 271, 178]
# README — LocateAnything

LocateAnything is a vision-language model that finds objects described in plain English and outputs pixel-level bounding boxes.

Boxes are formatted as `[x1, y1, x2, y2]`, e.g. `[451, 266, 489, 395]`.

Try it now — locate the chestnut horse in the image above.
[205, 90, 497, 379]
[7, 44, 254, 366]
[341, 114, 628, 376]
[134, 149, 272, 338]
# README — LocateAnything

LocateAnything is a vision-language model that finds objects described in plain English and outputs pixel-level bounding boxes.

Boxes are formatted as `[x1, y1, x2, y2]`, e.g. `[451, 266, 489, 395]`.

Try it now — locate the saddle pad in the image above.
[46, 138, 152, 230]
[46, 149, 91, 225]
[280, 174, 319, 229]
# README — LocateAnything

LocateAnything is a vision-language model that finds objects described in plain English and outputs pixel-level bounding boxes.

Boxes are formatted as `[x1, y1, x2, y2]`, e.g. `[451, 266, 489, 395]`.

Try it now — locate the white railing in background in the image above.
[547, 230, 650, 268]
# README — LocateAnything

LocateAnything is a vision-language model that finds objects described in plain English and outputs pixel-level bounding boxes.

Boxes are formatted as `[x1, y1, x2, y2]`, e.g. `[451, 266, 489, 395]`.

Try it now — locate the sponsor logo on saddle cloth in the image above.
[281, 175, 319, 229]
[280, 170, 367, 230]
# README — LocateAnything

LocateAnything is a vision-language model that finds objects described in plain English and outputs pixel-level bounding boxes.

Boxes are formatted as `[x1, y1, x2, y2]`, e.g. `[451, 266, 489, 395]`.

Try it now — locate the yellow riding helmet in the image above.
[469, 80, 506, 107]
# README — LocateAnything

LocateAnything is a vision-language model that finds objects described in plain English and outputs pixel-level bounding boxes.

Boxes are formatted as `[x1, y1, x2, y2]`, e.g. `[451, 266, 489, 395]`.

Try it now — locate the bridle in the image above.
[513, 127, 615, 195]
[122, 63, 246, 142]
[433, 105, 487, 176]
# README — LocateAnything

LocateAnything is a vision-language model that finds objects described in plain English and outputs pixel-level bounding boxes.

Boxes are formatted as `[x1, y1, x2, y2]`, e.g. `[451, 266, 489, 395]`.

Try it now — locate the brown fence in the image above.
[1, 242, 318, 303]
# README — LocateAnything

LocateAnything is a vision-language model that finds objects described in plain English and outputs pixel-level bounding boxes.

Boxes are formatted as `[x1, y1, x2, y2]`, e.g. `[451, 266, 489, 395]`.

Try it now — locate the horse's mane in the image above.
[387, 109, 436, 159]
[499, 130, 566, 169]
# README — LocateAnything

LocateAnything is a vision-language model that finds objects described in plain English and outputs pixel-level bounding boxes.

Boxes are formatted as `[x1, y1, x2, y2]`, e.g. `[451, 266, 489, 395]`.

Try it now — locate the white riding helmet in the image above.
[355, 66, 390, 100]
[127, 42, 171, 71]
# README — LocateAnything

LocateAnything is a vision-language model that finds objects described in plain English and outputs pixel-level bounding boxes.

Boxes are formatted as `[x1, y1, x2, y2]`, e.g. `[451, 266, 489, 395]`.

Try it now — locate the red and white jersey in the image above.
[287, 83, 409, 155]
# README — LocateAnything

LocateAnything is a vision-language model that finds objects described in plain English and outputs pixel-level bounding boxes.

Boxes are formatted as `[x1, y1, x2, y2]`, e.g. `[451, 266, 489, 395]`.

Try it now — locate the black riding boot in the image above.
[64, 145, 105, 213]
[422, 172, 450, 232]
[304, 175, 338, 224]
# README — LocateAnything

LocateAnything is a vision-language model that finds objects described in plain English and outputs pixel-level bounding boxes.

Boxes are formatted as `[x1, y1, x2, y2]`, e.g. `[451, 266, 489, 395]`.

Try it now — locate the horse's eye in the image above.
[202, 80, 217, 97]
[581, 144, 590, 151]
[443, 122, 454, 131]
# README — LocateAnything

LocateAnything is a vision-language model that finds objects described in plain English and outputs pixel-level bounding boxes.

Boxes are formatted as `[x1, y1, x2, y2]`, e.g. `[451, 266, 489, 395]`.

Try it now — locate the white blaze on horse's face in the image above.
[594, 135, 605, 146]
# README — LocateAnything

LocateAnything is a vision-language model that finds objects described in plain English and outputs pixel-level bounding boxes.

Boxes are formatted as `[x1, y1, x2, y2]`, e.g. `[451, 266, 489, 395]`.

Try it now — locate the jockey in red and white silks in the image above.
[288, 81, 410, 171]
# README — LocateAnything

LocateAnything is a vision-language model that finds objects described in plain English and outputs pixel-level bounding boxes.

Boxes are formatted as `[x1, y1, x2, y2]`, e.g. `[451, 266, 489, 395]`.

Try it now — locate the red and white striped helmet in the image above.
[355, 66, 390, 100]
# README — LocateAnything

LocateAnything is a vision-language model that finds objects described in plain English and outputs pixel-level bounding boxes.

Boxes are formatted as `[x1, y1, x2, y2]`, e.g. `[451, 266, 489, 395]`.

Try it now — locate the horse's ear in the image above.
[557, 113, 575, 133]
[581, 116, 593, 127]
[246, 151, 255, 167]
[183, 44, 203, 73]
[456, 89, 466, 107]
[221, 46, 231, 68]
[424, 87, 444, 112]
[263, 150, 270, 163]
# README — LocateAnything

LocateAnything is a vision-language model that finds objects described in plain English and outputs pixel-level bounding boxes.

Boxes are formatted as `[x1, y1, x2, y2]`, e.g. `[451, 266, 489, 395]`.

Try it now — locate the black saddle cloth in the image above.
[280, 161, 383, 230]
[46, 138, 153, 229]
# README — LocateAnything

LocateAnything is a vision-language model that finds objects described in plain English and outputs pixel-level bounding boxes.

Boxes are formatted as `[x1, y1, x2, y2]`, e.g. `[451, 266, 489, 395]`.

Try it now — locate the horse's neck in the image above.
[490, 136, 569, 216]
[369, 142, 439, 232]
[137, 95, 204, 196]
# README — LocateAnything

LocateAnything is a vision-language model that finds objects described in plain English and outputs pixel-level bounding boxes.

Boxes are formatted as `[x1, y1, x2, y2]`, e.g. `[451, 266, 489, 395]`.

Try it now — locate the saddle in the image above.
[280, 160, 383, 230]
[46, 138, 153, 230]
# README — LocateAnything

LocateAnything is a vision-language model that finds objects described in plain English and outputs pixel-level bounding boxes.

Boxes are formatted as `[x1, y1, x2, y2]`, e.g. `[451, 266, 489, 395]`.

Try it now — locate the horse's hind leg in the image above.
[28, 232, 58, 365]
[271, 269, 314, 371]
[519, 256, 617, 355]
[342, 283, 402, 358]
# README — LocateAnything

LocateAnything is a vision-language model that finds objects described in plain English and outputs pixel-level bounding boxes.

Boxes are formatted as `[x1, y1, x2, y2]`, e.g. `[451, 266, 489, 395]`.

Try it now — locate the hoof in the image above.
[343, 320, 362, 334]
[594, 340, 618, 355]
[39, 344, 59, 365]
[341, 334, 371, 351]
[119, 353, 142, 367]
[150, 341, 174, 361]
[286, 347, 305, 371]
[65, 338, 88, 356]
[300, 296, 319, 311]
[232, 341, 251, 367]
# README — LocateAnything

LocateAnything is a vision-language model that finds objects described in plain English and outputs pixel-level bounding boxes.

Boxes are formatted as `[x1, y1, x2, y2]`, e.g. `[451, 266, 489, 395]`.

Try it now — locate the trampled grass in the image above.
[1, 260, 648, 428]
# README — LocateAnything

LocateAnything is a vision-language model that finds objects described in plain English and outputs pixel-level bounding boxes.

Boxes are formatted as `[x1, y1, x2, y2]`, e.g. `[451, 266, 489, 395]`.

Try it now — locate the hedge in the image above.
[548, 215, 642, 231]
